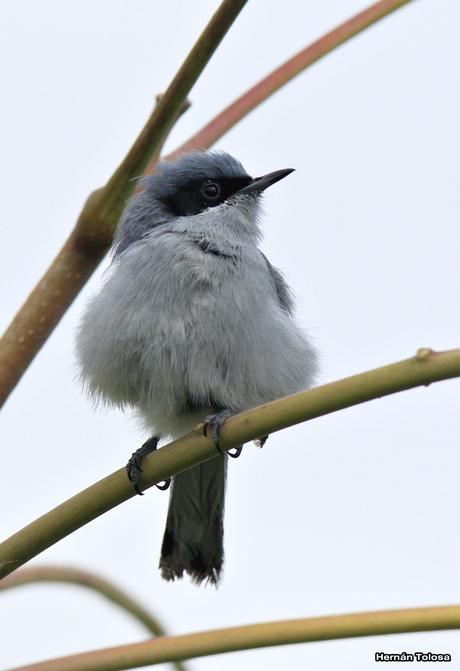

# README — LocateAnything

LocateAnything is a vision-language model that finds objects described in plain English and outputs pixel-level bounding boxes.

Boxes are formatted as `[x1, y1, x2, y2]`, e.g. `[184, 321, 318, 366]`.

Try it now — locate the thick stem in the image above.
[0, 348, 458, 581]
[6, 604, 460, 671]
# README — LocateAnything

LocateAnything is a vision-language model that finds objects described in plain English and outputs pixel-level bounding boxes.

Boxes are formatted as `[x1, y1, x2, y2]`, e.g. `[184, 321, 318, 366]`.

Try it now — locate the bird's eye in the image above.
[200, 180, 221, 201]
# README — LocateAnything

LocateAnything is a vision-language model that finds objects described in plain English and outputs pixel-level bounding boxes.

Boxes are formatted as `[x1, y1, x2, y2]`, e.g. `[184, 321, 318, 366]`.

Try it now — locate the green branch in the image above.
[6, 604, 460, 671]
[0, 0, 414, 408]
[0, 347, 459, 581]
[75, 0, 248, 246]
[0, 565, 189, 671]
[0, 0, 247, 408]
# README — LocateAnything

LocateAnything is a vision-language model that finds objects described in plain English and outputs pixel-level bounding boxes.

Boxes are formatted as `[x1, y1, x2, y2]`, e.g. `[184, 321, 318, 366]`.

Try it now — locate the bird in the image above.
[76, 150, 318, 585]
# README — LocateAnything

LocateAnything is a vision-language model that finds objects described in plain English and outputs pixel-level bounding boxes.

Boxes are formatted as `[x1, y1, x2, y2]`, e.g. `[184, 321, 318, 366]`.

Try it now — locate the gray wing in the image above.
[260, 252, 295, 317]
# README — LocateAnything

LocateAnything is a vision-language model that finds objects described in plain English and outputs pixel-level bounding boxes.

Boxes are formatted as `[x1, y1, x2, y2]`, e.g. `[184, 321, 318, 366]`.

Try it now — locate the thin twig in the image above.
[0, 565, 163, 636]
[0, 347, 458, 581]
[0, 0, 247, 407]
[0, 565, 189, 671]
[0, 0, 414, 408]
[6, 604, 460, 671]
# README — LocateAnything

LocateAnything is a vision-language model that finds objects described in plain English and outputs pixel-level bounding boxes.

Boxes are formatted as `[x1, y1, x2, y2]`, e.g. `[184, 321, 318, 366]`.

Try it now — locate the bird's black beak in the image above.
[237, 168, 295, 196]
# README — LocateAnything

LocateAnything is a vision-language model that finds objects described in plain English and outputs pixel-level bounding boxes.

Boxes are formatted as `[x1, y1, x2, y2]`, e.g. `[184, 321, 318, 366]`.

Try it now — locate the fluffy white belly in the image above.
[76, 235, 317, 438]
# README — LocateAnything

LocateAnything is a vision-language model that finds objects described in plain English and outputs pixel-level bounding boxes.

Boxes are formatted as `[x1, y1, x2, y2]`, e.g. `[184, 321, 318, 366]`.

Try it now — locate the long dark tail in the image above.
[159, 455, 227, 585]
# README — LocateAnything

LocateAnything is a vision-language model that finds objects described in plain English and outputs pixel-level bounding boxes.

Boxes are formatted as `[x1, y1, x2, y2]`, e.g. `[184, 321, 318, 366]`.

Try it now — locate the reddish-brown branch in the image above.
[163, 0, 412, 163]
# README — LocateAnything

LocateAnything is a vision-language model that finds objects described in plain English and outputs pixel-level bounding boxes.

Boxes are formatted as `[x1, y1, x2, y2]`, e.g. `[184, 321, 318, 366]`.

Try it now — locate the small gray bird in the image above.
[76, 151, 318, 585]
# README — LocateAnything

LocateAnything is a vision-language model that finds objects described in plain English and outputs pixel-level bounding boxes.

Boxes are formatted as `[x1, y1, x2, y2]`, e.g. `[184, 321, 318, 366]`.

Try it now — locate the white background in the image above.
[1, 1, 460, 669]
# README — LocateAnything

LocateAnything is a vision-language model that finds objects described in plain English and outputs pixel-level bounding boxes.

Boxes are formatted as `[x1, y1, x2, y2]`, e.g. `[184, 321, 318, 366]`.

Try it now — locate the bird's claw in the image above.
[126, 454, 144, 495]
[126, 436, 169, 495]
[203, 409, 242, 457]
[228, 445, 243, 458]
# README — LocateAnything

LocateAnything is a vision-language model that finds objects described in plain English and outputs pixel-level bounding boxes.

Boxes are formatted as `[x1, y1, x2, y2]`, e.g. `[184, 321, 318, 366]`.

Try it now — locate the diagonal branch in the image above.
[0, 347, 459, 581]
[0, 0, 414, 408]
[162, 0, 413, 164]
[0, 565, 189, 671]
[0, 0, 248, 407]
[6, 604, 460, 671]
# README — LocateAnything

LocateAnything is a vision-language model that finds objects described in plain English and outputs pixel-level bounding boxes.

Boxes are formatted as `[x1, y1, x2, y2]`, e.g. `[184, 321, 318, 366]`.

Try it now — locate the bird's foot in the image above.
[126, 436, 170, 495]
[254, 434, 269, 449]
[203, 409, 242, 457]
[228, 445, 243, 458]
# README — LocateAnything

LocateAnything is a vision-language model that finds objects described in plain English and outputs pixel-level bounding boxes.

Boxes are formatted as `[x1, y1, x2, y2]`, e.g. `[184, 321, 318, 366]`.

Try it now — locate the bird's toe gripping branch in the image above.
[203, 409, 243, 458]
[126, 436, 171, 495]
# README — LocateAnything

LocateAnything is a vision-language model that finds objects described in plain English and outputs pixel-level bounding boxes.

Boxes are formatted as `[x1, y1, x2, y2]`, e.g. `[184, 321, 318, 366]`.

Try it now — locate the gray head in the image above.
[113, 151, 293, 256]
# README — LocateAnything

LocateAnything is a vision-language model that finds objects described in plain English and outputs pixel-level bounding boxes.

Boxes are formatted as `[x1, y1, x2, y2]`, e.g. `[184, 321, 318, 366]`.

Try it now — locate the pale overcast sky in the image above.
[1, 1, 460, 670]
